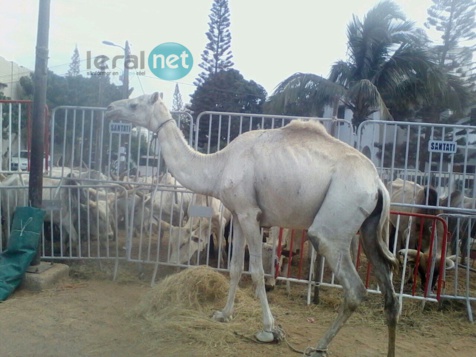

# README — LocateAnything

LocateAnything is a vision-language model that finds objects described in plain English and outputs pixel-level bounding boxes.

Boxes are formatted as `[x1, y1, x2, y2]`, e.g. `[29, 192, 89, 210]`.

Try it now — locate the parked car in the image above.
[10, 150, 29, 171]
[10, 150, 51, 171]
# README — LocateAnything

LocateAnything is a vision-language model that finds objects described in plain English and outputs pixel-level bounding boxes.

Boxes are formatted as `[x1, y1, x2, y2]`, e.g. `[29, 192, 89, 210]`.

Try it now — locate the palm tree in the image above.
[266, 0, 469, 129]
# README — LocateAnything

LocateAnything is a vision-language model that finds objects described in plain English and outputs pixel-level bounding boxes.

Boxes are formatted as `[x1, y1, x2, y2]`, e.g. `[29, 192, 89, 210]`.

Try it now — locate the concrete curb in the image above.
[21, 262, 70, 292]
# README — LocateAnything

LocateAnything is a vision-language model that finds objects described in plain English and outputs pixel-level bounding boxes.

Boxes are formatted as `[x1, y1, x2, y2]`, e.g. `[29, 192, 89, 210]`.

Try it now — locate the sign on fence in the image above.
[428, 140, 457, 153]
[109, 122, 132, 134]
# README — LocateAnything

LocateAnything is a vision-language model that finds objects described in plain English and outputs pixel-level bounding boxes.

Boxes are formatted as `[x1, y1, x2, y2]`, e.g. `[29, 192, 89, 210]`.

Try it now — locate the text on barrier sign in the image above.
[110, 122, 132, 134]
[428, 140, 457, 154]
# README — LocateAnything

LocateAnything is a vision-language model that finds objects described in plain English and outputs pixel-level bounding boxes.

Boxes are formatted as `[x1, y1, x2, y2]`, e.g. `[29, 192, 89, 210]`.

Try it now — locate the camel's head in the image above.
[105, 92, 171, 132]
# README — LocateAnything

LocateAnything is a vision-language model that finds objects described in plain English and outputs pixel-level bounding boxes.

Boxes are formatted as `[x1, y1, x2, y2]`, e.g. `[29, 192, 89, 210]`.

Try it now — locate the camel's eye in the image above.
[130, 103, 138, 110]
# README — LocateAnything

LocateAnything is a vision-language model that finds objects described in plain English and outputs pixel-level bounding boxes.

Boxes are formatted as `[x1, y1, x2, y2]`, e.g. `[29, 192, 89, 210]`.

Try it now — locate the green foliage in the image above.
[172, 83, 184, 112]
[425, 0, 476, 67]
[67, 46, 81, 77]
[19, 71, 122, 109]
[423, 0, 476, 118]
[171, 83, 192, 139]
[190, 69, 266, 114]
[265, 73, 342, 117]
[18, 69, 124, 169]
[267, 0, 470, 130]
[189, 69, 267, 149]
[195, 0, 234, 86]
[19, 76, 33, 99]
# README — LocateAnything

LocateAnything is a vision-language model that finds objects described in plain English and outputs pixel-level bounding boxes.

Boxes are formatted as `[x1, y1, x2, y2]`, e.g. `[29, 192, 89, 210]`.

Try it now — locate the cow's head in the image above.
[262, 241, 285, 291]
[398, 248, 454, 291]
[159, 220, 209, 264]
[79, 198, 115, 240]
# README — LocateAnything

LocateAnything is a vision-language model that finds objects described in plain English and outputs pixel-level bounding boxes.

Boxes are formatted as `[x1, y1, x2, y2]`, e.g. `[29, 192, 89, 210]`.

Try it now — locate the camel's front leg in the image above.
[238, 215, 283, 343]
[246, 233, 278, 342]
[212, 218, 245, 322]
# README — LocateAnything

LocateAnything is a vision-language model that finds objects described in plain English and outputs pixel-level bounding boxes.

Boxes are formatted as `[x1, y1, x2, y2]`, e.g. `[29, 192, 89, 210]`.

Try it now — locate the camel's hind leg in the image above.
[360, 215, 399, 357]
[306, 219, 368, 356]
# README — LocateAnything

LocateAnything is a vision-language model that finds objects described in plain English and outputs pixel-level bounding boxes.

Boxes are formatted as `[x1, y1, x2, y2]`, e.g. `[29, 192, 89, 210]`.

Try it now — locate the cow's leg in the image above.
[212, 214, 245, 323]
[54, 209, 78, 257]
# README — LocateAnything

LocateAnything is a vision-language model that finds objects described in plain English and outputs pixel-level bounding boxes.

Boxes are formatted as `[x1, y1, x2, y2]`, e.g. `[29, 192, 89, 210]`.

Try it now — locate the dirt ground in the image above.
[1, 260, 475, 357]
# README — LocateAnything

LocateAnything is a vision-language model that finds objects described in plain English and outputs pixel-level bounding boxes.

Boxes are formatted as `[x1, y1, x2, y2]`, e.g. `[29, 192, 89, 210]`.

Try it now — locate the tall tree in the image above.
[67, 45, 81, 77]
[266, 0, 469, 130]
[172, 83, 184, 112]
[424, 0, 476, 115]
[194, 0, 233, 86]
[418, 0, 476, 171]
[425, 0, 476, 72]
[171, 83, 192, 138]
[189, 69, 266, 150]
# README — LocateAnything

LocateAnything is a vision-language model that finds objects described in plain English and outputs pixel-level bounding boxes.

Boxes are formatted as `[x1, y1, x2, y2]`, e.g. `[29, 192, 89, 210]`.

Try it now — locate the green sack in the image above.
[0, 206, 45, 301]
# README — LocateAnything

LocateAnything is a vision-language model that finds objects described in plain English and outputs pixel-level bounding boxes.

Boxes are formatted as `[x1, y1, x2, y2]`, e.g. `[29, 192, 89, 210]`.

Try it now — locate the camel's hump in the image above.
[283, 119, 329, 135]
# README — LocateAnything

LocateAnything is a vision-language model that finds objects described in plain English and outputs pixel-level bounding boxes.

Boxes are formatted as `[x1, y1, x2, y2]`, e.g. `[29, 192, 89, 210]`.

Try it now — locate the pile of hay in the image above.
[132, 266, 264, 353]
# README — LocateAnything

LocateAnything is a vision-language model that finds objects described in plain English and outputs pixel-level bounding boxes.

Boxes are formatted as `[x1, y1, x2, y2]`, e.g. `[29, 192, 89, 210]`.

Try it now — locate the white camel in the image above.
[105, 93, 400, 357]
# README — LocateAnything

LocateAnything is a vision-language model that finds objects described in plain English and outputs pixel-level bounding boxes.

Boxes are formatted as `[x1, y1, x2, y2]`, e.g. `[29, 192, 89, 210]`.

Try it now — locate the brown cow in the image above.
[388, 178, 453, 290]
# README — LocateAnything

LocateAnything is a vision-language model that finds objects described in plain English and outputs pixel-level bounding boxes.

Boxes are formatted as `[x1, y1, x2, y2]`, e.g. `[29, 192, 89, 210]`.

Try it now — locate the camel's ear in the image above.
[150, 92, 159, 104]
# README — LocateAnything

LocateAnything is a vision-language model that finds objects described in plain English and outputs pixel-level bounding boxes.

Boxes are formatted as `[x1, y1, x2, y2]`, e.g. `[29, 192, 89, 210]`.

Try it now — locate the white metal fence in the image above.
[0, 102, 475, 320]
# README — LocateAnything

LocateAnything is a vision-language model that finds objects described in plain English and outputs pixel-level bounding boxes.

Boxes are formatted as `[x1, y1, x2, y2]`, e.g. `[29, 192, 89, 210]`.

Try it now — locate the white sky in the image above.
[0, 0, 437, 108]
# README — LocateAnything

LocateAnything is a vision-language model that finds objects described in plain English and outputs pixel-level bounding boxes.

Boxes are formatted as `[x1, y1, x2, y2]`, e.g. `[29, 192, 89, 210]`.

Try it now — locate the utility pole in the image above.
[102, 40, 130, 99]
[123, 40, 130, 99]
[29, 0, 50, 266]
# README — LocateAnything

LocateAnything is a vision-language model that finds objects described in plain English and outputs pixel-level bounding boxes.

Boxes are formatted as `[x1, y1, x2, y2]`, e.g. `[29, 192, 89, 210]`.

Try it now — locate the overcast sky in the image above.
[0, 0, 436, 108]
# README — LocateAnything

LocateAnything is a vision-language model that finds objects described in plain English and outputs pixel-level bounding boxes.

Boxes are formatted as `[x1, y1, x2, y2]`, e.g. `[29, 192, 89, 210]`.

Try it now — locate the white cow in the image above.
[143, 172, 194, 227]
[0, 173, 114, 254]
[158, 193, 232, 265]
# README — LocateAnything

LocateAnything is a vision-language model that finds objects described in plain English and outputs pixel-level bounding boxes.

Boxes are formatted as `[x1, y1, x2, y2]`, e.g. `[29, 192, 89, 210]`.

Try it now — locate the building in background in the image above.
[0, 56, 32, 99]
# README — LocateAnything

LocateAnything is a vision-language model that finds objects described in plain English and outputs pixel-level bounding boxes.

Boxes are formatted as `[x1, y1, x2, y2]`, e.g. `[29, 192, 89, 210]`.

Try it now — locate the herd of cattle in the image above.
[0, 168, 233, 265]
[0, 168, 474, 292]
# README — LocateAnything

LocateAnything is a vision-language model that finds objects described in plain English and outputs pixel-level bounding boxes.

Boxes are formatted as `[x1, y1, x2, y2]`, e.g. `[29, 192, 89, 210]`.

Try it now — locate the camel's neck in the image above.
[156, 119, 222, 197]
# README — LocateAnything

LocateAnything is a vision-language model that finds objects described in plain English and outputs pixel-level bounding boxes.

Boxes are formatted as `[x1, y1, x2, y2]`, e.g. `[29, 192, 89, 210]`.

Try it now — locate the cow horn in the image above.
[398, 248, 419, 258]
[135, 189, 146, 197]
[398, 248, 420, 264]
[445, 257, 455, 270]
[158, 220, 172, 231]
[447, 255, 457, 261]
[88, 187, 98, 198]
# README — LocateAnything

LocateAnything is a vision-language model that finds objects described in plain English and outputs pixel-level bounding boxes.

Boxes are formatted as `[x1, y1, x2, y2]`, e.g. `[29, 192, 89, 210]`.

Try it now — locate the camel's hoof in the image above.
[265, 284, 275, 292]
[255, 330, 275, 343]
[255, 327, 285, 343]
[212, 311, 232, 322]
[308, 348, 328, 357]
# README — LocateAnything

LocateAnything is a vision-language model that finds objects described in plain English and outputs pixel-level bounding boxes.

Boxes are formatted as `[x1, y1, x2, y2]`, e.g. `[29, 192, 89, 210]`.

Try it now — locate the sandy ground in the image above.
[1, 261, 475, 357]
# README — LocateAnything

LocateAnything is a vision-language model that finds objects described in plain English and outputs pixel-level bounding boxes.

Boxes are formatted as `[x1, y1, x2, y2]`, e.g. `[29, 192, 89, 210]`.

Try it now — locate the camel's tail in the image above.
[376, 179, 400, 273]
